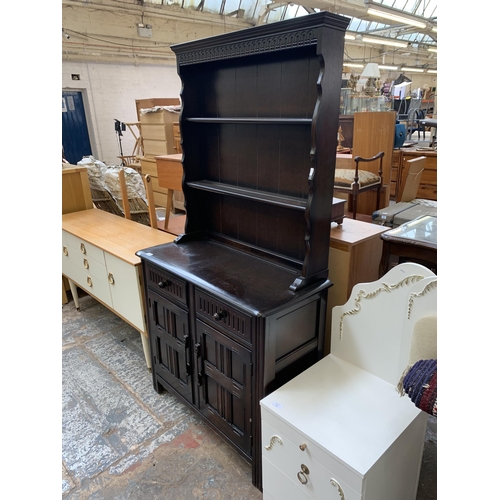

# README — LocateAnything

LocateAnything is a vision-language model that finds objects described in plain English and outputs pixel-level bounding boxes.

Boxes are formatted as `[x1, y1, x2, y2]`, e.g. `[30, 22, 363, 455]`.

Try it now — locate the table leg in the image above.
[68, 279, 80, 311]
[141, 333, 152, 370]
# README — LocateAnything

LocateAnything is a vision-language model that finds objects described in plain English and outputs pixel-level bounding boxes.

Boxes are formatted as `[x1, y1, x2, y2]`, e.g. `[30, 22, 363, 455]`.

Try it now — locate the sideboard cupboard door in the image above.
[195, 319, 252, 457]
[148, 290, 193, 404]
[104, 252, 145, 331]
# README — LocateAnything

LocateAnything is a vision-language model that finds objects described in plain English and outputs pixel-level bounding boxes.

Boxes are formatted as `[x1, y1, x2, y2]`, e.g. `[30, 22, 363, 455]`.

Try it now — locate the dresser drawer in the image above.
[263, 457, 312, 500]
[144, 263, 187, 307]
[65, 245, 108, 283]
[194, 289, 253, 346]
[63, 230, 106, 265]
[262, 409, 363, 496]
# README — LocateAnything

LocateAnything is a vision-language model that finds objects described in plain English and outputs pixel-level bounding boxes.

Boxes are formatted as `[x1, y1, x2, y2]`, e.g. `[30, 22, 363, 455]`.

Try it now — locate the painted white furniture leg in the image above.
[141, 333, 152, 370]
[68, 279, 80, 311]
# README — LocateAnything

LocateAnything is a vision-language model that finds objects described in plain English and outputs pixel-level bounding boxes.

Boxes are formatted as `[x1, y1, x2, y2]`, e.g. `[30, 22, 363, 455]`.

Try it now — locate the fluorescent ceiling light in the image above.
[343, 63, 364, 68]
[427, 69, 437, 73]
[366, 7, 426, 29]
[361, 36, 407, 48]
[378, 65, 398, 71]
[427, 48, 437, 53]
[401, 67, 425, 73]
[432, 27, 437, 33]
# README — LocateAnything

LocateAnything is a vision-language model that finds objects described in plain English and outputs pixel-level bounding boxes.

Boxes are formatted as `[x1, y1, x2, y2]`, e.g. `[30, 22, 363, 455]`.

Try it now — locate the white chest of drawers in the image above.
[260, 263, 437, 500]
[261, 356, 427, 500]
[62, 209, 175, 368]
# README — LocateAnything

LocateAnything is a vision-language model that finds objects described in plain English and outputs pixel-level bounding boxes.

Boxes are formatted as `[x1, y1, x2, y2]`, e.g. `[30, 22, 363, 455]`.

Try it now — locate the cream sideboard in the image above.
[62, 209, 176, 368]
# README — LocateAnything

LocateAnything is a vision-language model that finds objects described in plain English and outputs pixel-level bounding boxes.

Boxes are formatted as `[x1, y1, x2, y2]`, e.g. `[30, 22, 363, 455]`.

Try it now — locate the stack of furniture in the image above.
[261, 262, 437, 500]
[136, 12, 349, 490]
[137, 98, 185, 212]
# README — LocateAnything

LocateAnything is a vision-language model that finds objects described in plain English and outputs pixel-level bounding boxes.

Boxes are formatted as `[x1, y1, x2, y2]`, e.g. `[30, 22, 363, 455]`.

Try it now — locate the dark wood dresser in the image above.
[136, 11, 349, 490]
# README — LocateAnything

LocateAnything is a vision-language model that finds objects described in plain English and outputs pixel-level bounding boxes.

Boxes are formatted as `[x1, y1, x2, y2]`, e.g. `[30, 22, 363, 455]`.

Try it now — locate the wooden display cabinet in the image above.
[392, 148, 437, 201]
[136, 12, 349, 490]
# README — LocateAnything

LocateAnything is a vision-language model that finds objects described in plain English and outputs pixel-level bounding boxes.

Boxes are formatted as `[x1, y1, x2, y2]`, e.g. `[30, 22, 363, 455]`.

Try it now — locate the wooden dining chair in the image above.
[118, 168, 157, 229]
[334, 151, 384, 220]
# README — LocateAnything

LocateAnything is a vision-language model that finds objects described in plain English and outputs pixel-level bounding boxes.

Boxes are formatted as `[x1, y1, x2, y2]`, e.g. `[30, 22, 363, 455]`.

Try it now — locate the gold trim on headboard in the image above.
[338, 274, 426, 340]
[407, 279, 437, 319]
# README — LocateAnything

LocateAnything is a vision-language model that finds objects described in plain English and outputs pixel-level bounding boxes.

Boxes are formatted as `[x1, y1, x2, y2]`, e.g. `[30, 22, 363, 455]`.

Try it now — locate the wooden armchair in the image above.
[334, 151, 384, 219]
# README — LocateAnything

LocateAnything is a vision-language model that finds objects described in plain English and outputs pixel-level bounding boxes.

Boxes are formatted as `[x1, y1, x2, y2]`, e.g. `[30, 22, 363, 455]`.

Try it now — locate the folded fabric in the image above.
[398, 359, 437, 417]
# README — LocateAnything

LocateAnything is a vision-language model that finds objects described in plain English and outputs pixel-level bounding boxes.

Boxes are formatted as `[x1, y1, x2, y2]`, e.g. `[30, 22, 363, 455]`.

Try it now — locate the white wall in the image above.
[62, 60, 181, 165]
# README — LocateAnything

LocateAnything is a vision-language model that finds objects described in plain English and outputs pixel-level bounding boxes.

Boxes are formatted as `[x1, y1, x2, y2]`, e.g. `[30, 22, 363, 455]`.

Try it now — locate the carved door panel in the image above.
[148, 290, 193, 404]
[195, 319, 252, 456]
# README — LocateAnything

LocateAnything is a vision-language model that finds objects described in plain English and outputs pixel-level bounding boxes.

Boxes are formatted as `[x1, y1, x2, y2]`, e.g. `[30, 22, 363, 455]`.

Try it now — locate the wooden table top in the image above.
[62, 209, 176, 265]
[330, 218, 388, 248]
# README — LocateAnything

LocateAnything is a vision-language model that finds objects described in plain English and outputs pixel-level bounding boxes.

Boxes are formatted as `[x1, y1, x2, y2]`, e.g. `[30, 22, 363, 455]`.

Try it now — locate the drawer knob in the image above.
[108, 273, 115, 285]
[299, 443, 307, 451]
[297, 464, 310, 485]
[63, 246, 68, 256]
[83, 258, 89, 270]
[264, 435, 283, 451]
[330, 478, 346, 500]
[80, 243, 86, 254]
[213, 309, 228, 321]
[158, 279, 172, 288]
[87, 277, 92, 287]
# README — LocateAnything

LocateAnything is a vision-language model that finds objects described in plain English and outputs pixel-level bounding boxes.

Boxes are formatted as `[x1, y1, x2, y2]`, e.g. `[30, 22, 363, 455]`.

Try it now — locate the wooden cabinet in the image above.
[140, 108, 180, 157]
[325, 218, 388, 354]
[136, 12, 349, 490]
[392, 148, 437, 201]
[62, 209, 176, 368]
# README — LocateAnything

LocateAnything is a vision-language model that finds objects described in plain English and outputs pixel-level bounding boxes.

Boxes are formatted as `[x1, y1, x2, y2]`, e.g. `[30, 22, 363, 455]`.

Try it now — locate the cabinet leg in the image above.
[141, 333, 152, 370]
[68, 279, 80, 311]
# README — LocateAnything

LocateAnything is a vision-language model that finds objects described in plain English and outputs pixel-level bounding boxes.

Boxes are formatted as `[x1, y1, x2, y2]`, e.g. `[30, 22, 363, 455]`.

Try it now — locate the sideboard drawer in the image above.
[194, 289, 253, 346]
[144, 263, 188, 307]
[262, 418, 362, 499]
[63, 230, 106, 265]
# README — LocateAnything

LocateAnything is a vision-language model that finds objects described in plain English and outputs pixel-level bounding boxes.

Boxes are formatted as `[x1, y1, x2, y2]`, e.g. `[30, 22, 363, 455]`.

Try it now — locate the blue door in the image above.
[62, 91, 92, 164]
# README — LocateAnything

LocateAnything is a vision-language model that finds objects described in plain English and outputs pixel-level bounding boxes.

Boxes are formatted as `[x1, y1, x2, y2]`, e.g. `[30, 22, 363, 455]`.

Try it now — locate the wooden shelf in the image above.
[186, 180, 307, 210]
[187, 117, 312, 125]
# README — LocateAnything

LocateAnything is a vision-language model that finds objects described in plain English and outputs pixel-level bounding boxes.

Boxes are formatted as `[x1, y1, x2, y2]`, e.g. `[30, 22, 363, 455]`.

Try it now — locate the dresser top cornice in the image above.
[62, 209, 176, 266]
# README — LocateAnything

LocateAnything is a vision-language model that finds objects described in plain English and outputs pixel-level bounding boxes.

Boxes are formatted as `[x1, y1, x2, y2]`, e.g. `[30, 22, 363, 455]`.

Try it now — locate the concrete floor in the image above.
[62, 292, 437, 500]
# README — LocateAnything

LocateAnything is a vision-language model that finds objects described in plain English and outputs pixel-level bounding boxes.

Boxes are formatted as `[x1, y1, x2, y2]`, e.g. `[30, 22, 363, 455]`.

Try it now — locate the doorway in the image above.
[62, 91, 92, 164]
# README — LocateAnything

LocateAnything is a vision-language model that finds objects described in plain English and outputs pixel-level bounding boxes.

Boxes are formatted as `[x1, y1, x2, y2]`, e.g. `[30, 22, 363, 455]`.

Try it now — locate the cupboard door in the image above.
[195, 319, 252, 457]
[148, 290, 193, 404]
[104, 253, 144, 331]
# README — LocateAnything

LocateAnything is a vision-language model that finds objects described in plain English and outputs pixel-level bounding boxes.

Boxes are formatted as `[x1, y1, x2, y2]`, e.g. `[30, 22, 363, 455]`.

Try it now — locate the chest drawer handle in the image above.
[264, 435, 282, 451]
[80, 243, 86, 254]
[297, 464, 310, 485]
[158, 279, 172, 288]
[63, 246, 68, 256]
[87, 277, 93, 287]
[299, 443, 307, 451]
[213, 309, 228, 321]
[108, 273, 115, 285]
[330, 478, 346, 500]
[83, 258, 89, 269]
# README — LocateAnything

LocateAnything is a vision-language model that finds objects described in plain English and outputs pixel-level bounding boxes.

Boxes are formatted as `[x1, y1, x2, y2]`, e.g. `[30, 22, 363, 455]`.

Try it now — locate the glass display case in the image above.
[340, 88, 392, 114]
